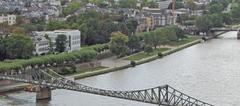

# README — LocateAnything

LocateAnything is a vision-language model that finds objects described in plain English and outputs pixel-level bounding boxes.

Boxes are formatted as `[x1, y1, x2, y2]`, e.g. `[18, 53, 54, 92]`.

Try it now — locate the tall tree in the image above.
[110, 32, 130, 57]
[144, 30, 167, 49]
[55, 34, 68, 53]
[186, 0, 196, 15]
[0, 36, 7, 61]
[195, 15, 212, 34]
[3, 35, 34, 59]
[231, 6, 240, 21]
[207, 3, 224, 14]
[63, 1, 82, 16]
[46, 21, 69, 31]
[210, 14, 223, 27]
[126, 18, 138, 35]
[128, 35, 142, 52]
[119, 0, 137, 8]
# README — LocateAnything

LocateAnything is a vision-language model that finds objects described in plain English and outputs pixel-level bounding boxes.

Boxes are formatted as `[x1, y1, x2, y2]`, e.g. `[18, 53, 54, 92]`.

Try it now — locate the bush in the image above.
[158, 52, 163, 57]
[130, 61, 136, 67]
[59, 66, 76, 75]
[144, 46, 153, 54]
[87, 44, 109, 53]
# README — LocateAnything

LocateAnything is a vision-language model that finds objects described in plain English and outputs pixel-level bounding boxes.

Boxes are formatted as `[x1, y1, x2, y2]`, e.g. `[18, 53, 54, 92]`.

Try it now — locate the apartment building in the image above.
[33, 29, 81, 55]
[0, 14, 16, 25]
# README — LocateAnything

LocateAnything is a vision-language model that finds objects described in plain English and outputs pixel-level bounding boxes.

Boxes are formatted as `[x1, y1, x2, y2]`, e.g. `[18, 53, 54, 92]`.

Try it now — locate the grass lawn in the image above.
[75, 66, 108, 74]
[166, 36, 199, 46]
[126, 48, 170, 61]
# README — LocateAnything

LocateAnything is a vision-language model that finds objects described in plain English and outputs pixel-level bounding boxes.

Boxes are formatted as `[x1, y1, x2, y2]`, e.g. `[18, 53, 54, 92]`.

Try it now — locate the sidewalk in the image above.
[0, 83, 29, 93]
[100, 56, 130, 68]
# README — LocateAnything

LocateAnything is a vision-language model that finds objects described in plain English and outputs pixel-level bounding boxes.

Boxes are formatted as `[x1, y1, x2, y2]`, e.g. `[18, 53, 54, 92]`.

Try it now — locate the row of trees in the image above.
[195, 13, 231, 33]
[191, 0, 234, 34]
[61, 0, 159, 16]
[109, 26, 185, 57]
[0, 43, 108, 72]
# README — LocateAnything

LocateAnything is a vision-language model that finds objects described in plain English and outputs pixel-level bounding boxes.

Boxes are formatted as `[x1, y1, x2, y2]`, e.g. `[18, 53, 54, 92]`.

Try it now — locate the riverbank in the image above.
[73, 38, 202, 79]
[0, 31, 231, 92]
[0, 37, 202, 91]
[0, 83, 29, 93]
[206, 24, 240, 40]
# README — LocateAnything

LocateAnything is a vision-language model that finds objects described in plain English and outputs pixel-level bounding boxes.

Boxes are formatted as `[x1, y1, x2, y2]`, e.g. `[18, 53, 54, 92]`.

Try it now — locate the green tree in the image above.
[89, 0, 106, 7]
[157, 27, 178, 42]
[46, 21, 69, 31]
[128, 35, 142, 52]
[3, 35, 34, 59]
[119, 0, 137, 8]
[195, 15, 212, 34]
[126, 18, 138, 34]
[210, 14, 223, 27]
[144, 30, 166, 49]
[207, 3, 224, 14]
[221, 13, 232, 24]
[141, 0, 158, 8]
[63, 1, 82, 16]
[167, 25, 185, 39]
[55, 34, 68, 53]
[110, 32, 130, 57]
[231, 6, 240, 21]
[0, 36, 7, 61]
[186, 0, 196, 15]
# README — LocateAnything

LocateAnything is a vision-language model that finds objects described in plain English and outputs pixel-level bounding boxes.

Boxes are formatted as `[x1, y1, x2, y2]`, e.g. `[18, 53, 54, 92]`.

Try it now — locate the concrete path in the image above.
[100, 56, 130, 68]
[0, 83, 28, 93]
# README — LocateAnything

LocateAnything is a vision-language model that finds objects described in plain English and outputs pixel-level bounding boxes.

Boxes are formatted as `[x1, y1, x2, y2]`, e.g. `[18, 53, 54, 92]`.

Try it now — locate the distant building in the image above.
[33, 29, 81, 55]
[48, 0, 61, 6]
[0, 14, 16, 25]
[32, 35, 50, 55]
[136, 16, 155, 32]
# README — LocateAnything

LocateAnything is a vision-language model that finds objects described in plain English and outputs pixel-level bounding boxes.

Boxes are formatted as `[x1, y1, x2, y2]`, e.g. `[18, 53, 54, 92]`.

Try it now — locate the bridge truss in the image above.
[0, 67, 213, 106]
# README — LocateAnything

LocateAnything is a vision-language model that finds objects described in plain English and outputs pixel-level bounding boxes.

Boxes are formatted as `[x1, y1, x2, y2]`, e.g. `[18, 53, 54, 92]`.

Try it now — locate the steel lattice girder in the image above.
[0, 69, 213, 106]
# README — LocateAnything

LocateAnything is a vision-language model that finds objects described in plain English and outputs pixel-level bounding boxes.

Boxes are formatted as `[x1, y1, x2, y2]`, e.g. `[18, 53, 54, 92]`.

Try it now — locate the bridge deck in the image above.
[0, 68, 213, 106]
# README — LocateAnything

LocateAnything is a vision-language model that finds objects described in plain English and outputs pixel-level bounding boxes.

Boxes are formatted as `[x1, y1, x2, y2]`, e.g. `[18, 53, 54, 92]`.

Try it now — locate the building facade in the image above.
[32, 36, 50, 55]
[0, 14, 16, 25]
[33, 29, 81, 55]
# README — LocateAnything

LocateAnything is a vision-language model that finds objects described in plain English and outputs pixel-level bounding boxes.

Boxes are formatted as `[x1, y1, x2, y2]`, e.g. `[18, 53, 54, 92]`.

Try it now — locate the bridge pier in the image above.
[36, 86, 51, 101]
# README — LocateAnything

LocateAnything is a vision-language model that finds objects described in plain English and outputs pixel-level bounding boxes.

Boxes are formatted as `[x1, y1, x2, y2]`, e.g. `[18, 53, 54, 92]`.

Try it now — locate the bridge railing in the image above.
[0, 68, 214, 106]
[165, 85, 213, 106]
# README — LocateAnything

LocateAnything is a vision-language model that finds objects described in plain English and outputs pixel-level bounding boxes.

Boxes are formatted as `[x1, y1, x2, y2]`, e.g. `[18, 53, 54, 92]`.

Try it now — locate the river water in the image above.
[1, 31, 240, 106]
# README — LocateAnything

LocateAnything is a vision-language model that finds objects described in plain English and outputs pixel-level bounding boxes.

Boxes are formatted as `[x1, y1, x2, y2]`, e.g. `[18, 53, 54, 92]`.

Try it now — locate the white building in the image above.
[33, 29, 81, 55]
[49, 0, 61, 6]
[32, 36, 50, 55]
[0, 14, 16, 25]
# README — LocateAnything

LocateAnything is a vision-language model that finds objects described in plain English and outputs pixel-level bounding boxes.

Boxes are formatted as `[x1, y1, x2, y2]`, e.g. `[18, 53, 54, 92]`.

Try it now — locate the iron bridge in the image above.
[0, 67, 214, 106]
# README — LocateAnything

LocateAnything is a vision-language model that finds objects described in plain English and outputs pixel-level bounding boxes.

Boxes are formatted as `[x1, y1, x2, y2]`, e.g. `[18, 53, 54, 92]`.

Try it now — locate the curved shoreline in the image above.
[73, 39, 202, 79]
[73, 30, 236, 80]
[0, 31, 232, 93]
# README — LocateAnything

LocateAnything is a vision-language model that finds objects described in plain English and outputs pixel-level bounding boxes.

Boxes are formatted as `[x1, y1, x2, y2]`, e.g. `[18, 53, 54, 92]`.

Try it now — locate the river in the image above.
[1, 31, 240, 106]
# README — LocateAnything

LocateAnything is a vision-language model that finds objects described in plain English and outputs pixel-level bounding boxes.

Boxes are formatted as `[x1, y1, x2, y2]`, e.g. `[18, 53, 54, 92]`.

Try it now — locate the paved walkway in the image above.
[0, 83, 28, 93]
[100, 56, 130, 68]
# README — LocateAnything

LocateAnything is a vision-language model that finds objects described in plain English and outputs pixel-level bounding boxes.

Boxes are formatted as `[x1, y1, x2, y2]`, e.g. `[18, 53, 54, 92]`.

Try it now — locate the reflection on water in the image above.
[1, 31, 240, 106]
